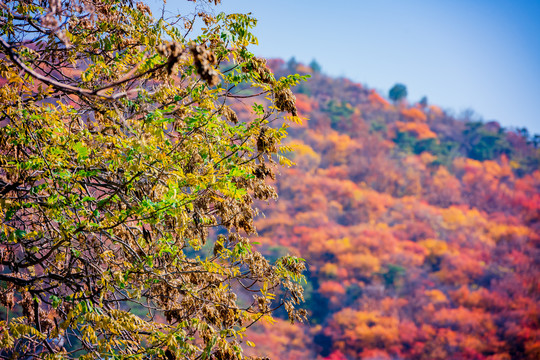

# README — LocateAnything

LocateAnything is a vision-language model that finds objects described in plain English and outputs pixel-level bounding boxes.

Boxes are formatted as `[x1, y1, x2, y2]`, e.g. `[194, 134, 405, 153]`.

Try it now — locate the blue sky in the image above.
[153, 0, 540, 134]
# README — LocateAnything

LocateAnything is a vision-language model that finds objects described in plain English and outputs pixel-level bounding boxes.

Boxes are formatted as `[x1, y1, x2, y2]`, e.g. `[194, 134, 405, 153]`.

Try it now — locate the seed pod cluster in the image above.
[190, 43, 219, 86]
[221, 105, 238, 124]
[157, 42, 185, 76]
[275, 87, 298, 116]
[136, 2, 152, 15]
[244, 57, 275, 85]
[257, 127, 278, 154]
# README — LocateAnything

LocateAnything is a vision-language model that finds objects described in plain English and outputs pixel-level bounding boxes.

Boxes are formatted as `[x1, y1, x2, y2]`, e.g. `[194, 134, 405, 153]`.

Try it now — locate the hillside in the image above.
[234, 60, 540, 360]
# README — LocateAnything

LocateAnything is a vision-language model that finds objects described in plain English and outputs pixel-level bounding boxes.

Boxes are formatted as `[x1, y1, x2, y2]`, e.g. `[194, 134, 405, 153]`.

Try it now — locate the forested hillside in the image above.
[235, 59, 540, 360]
[3, 1, 537, 359]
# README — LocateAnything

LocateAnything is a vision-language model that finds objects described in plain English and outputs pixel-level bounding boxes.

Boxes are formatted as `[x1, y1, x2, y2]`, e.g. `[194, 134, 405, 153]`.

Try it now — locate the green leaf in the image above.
[73, 142, 89, 158]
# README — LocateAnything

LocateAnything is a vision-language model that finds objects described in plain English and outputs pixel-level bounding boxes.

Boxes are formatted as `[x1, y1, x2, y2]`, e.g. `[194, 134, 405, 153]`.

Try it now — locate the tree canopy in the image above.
[388, 83, 407, 103]
[0, 1, 308, 359]
[237, 59, 540, 360]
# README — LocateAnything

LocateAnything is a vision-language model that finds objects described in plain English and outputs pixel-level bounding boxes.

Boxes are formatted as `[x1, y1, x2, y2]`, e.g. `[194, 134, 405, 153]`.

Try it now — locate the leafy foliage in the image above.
[0, 1, 308, 359]
[388, 83, 407, 103]
[235, 60, 540, 360]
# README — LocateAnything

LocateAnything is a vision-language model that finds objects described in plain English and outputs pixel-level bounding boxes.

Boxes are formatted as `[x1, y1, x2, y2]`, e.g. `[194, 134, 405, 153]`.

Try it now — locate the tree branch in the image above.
[0, 37, 169, 100]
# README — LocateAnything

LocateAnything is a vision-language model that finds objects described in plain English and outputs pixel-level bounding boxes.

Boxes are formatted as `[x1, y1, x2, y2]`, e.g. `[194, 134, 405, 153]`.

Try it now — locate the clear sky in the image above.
[153, 0, 540, 135]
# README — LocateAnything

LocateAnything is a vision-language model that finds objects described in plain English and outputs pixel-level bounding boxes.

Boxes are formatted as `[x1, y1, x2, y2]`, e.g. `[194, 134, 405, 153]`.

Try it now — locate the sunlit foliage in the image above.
[0, 1, 308, 358]
[240, 60, 540, 360]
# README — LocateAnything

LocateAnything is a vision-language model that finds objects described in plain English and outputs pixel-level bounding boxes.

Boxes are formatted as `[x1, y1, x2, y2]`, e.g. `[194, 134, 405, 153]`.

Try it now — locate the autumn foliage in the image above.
[0, 1, 308, 359]
[236, 61, 540, 359]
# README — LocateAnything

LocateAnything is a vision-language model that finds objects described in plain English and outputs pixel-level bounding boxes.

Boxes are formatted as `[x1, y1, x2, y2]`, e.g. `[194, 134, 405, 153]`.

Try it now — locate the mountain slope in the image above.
[236, 59, 540, 360]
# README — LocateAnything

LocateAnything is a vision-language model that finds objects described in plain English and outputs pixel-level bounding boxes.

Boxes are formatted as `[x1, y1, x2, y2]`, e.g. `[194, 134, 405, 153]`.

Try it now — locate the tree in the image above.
[0, 1, 308, 359]
[309, 59, 322, 74]
[287, 57, 298, 71]
[388, 83, 407, 103]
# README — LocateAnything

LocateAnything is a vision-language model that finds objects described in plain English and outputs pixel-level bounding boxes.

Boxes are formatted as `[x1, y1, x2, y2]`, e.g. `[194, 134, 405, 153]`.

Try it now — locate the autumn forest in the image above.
[238, 59, 540, 360]
[1, 1, 539, 359]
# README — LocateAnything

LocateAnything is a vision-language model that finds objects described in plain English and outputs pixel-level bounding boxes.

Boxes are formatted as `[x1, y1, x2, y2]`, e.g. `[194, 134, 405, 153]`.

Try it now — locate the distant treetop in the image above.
[309, 59, 322, 73]
[389, 83, 408, 103]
